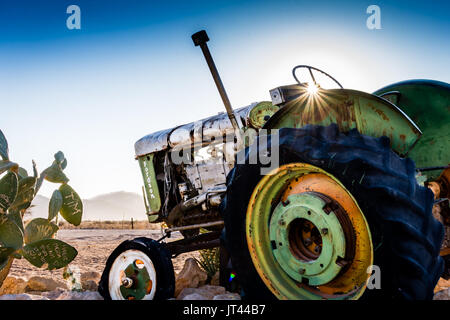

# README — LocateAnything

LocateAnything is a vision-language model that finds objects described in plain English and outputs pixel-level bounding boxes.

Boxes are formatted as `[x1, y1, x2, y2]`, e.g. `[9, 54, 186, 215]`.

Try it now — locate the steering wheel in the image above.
[292, 65, 343, 89]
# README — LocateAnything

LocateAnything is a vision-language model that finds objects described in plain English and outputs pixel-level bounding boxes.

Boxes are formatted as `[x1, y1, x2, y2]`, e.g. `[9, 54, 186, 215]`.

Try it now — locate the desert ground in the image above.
[5, 222, 449, 300]
[8, 227, 199, 282]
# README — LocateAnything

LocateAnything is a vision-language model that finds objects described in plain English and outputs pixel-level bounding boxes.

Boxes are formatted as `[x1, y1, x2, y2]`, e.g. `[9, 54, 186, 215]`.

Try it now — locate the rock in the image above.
[177, 285, 226, 300]
[80, 271, 101, 282]
[56, 290, 103, 300]
[434, 288, 450, 300]
[211, 271, 220, 286]
[26, 276, 68, 292]
[80, 271, 101, 291]
[213, 293, 241, 300]
[181, 293, 208, 300]
[0, 276, 27, 295]
[434, 277, 450, 293]
[198, 285, 226, 297]
[41, 288, 67, 300]
[0, 293, 49, 300]
[0, 294, 32, 300]
[29, 294, 50, 300]
[1, 289, 103, 300]
[177, 288, 204, 300]
[26, 290, 49, 296]
[174, 258, 208, 297]
[82, 280, 98, 291]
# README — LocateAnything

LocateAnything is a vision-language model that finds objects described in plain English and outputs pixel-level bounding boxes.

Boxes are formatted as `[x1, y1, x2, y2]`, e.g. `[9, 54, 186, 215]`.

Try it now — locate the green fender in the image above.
[264, 85, 422, 156]
[373, 80, 450, 180]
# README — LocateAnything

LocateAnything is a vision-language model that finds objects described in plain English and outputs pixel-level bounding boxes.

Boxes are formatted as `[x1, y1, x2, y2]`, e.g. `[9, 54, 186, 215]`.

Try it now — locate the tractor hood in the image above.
[134, 104, 256, 157]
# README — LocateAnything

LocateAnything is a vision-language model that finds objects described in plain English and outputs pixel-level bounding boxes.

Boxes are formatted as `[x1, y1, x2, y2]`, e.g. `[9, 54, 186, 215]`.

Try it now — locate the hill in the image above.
[27, 191, 147, 221]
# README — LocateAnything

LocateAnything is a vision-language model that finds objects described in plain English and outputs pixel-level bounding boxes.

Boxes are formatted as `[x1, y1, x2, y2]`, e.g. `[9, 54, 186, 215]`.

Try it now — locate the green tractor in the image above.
[98, 30, 449, 300]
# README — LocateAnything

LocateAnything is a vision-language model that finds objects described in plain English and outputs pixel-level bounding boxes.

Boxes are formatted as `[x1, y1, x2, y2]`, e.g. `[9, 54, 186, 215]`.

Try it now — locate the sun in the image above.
[307, 83, 319, 95]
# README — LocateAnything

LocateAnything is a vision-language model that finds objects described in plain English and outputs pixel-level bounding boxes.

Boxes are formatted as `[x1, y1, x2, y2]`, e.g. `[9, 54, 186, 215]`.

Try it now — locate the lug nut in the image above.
[299, 268, 306, 275]
[321, 228, 328, 235]
[282, 200, 290, 207]
[121, 277, 133, 288]
[135, 259, 145, 269]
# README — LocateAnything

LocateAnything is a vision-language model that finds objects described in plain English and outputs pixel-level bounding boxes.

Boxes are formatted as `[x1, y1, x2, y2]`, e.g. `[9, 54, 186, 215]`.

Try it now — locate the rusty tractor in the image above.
[98, 30, 450, 300]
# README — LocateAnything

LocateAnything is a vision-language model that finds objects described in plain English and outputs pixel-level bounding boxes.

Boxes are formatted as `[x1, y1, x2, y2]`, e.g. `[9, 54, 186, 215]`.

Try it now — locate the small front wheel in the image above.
[98, 237, 175, 300]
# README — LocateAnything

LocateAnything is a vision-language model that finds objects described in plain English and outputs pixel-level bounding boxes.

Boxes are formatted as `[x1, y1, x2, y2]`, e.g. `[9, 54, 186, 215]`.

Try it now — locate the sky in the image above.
[0, 0, 449, 200]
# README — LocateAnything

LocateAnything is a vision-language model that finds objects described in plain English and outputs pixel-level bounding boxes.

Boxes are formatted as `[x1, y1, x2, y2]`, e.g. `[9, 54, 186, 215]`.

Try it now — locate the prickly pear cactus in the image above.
[0, 129, 83, 287]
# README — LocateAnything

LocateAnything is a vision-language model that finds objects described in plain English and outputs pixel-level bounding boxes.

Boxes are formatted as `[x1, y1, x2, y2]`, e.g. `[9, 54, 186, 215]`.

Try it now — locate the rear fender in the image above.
[374, 80, 450, 180]
[265, 85, 422, 156]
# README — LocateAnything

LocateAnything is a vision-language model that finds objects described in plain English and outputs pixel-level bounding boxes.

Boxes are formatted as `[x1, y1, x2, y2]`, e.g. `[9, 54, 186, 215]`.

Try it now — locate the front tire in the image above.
[98, 237, 175, 300]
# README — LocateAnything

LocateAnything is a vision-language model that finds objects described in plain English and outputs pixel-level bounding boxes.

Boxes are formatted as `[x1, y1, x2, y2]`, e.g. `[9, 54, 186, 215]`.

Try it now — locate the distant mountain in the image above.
[27, 191, 147, 221]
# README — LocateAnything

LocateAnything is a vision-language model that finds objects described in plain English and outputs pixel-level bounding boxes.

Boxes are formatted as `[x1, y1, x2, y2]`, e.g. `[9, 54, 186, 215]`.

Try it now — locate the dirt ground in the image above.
[8, 229, 199, 282]
[8, 228, 449, 298]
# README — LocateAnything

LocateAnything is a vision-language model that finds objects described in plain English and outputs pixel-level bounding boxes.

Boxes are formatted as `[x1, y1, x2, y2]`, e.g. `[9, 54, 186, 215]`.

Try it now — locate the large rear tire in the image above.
[220, 124, 444, 300]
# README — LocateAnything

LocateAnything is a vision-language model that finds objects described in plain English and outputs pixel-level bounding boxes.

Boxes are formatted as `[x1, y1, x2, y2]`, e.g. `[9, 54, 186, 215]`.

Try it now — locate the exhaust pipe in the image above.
[192, 30, 241, 133]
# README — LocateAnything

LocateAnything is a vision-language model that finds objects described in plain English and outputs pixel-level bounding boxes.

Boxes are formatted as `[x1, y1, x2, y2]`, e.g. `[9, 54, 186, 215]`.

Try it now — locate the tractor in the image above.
[98, 30, 450, 300]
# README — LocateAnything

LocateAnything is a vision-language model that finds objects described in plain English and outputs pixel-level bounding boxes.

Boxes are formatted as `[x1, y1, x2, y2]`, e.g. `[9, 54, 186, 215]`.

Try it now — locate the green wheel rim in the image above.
[246, 163, 373, 300]
[270, 193, 346, 286]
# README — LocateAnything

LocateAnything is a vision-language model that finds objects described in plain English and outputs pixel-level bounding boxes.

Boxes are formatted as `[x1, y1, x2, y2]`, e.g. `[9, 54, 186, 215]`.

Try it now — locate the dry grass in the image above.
[55, 220, 162, 230]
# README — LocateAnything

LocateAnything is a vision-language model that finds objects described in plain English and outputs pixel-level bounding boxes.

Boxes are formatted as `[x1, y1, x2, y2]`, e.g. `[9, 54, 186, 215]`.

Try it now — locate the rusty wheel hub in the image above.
[246, 163, 373, 299]
[269, 191, 356, 286]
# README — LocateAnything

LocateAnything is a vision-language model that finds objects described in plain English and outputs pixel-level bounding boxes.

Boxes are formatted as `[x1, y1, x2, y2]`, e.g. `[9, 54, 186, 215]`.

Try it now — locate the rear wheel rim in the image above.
[246, 163, 373, 300]
[108, 249, 157, 300]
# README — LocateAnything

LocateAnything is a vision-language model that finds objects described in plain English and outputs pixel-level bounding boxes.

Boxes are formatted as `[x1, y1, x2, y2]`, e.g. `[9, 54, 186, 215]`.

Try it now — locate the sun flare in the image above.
[307, 83, 319, 95]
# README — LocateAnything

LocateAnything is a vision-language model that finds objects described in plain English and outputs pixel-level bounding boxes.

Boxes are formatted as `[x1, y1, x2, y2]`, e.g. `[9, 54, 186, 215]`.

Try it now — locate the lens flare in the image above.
[307, 83, 319, 95]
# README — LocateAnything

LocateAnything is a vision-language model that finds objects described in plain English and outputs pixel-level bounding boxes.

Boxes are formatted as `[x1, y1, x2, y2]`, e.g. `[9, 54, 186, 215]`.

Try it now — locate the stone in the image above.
[81, 279, 98, 291]
[177, 285, 226, 300]
[198, 285, 226, 297]
[174, 258, 208, 297]
[80, 271, 101, 291]
[181, 293, 208, 300]
[26, 276, 68, 292]
[434, 277, 450, 293]
[0, 276, 27, 295]
[56, 290, 103, 300]
[434, 288, 450, 300]
[213, 293, 241, 300]
[80, 271, 101, 282]
[211, 271, 220, 286]
[0, 293, 49, 300]
[0, 294, 32, 300]
[26, 290, 48, 296]
[177, 288, 203, 300]
[41, 288, 67, 300]
[29, 294, 50, 300]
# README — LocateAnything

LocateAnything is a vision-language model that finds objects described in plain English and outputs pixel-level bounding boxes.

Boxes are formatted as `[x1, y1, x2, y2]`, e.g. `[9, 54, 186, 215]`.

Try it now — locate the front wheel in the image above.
[98, 237, 175, 300]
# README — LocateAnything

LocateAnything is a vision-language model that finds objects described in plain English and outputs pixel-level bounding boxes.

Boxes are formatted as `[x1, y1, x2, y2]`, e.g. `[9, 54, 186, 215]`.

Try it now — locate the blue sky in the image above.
[0, 0, 449, 200]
